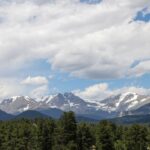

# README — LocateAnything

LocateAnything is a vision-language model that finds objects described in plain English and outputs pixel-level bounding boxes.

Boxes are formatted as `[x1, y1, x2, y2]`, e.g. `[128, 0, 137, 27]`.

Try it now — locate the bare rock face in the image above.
[0, 96, 43, 114]
[99, 92, 150, 114]
[0, 92, 150, 119]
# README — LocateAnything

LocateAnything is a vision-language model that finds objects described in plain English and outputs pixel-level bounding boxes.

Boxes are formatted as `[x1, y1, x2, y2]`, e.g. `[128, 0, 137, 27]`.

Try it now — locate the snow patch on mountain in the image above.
[23, 104, 30, 111]
[98, 92, 150, 113]
[0, 92, 150, 118]
[41, 95, 56, 104]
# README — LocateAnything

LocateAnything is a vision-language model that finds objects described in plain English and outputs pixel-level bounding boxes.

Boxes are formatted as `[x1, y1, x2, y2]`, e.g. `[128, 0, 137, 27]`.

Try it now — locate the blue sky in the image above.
[19, 6, 150, 93]
[0, 0, 150, 100]
[135, 8, 150, 22]
[20, 57, 150, 93]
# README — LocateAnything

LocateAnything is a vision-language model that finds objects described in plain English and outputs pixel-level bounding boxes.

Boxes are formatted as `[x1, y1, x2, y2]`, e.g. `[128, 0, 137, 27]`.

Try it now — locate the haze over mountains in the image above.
[0, 92, 150, 120]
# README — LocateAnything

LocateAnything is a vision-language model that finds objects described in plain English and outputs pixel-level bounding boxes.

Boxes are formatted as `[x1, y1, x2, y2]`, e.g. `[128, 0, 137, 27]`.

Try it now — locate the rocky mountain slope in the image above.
[0, 92, 150, 119]
[99, 92, 150, 114]
[0, 96, 48, 114]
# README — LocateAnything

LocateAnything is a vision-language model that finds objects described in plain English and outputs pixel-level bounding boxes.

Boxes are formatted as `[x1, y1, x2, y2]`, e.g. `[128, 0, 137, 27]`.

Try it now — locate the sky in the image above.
[0, 0, 150, 101]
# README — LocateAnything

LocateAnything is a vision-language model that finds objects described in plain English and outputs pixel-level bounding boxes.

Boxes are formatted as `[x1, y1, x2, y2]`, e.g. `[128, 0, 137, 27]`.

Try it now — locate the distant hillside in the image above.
[15, 110, 49, 120]
[109, 114, 150, 124]
[0, 110, 14, 120]
[0, 92, 150, 120]
[38, 108, 63, 119]
[76, 115, 99, 123]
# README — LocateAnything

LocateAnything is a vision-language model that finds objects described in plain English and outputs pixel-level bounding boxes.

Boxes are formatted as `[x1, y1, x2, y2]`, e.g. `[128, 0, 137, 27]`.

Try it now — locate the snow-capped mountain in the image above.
[0, 96, 46, 114]
[41, 95, 56, 104]
[98, 92, 150, 114]
[127, 103, 150, 116]
[0, 92, 150, 118]
[42, 92, 98, 114]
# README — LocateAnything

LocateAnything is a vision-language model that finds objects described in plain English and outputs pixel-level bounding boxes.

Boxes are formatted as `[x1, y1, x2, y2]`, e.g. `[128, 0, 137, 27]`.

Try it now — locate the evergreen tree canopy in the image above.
[0, 112, 149, 150]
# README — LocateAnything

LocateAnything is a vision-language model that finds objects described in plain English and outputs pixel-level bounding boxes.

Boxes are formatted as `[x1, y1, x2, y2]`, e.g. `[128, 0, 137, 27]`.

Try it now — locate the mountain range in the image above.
[0, 92, 150, 120]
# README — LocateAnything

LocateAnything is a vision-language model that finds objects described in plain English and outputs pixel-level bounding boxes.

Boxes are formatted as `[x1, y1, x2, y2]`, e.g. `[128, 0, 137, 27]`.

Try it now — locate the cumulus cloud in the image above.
[0, 0, 149, 79]
[30, 85, 49, 99]
[129, 60, 150, 77]
[0, 0, 149, 99]
[21, 75, 50, 99]
[75, 83, 150, 102]
[74, 83, 110, 101]
[0, 78, 26, 100]
[21, 76, 48, 85]
[0, 75, 49, 100]
[114, 86, 150, 96]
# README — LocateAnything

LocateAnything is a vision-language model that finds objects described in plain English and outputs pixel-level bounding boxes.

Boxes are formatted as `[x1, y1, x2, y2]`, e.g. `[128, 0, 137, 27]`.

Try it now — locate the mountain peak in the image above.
[100, 92, 150, 113]
[0, 92, 150, 119]
[121, 92, 138, 96]
[11, 96, 31, 102]
[57, 93, 64, 98]
[0, 96, 39, 114]
[64, 92, 76, 98]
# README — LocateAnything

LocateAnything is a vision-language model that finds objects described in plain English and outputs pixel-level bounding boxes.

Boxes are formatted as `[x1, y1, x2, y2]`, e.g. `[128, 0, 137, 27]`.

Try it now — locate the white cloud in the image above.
[21, 76, 49, 98]
[21, 76, 48, 85]
[0, 0, 149, 79]
[0, 78, 25, 100]
[114, 86, 150, 96]
[30, 85, 49, 99]
[129, 60, 150, 77]
[0, 0, 149, 100]
[0, 76, 49, 100]
[75, 83, 150, 102]
[74, 83, 110, 101]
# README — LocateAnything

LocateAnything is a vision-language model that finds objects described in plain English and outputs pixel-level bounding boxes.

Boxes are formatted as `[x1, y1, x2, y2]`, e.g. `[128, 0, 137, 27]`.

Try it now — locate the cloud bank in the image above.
[0, 0, 149, 99]
[75, 83, 150, 102]
[21, 76, 48, 85]
[0, 0, 149, 79]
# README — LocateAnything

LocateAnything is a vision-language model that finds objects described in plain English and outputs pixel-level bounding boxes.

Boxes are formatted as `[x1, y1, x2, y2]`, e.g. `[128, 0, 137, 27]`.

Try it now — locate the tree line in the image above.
[0, 111, 150, 150]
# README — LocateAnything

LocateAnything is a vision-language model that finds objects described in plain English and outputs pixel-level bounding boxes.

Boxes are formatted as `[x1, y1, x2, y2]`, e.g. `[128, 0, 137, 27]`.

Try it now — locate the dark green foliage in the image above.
[124, 124, 148, 150]
[114, 140, 127, 150]
[15, 110, 49, 120]
[0, 110, 14, 120]
[109, 114, 150, 124]
[53, 111, 77, 149]
[77, 123, 94, 150]
[59, 111, 77, 144]
[96, 120, 116, 150]
[0, 112, 150, 150]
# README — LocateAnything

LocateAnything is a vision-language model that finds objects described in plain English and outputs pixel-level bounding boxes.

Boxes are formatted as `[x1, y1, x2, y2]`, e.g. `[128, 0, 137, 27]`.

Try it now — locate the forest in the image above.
[0, 111, 150, 150]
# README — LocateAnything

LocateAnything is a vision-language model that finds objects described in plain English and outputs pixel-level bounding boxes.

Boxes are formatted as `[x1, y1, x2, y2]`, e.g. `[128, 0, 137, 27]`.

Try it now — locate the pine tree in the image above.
[125, 124, 148, 150]
[96, 121, 116, 150]
[54, 111, 77, 149]
[114, 140, 127, 150]
[77, 123, 94, 150]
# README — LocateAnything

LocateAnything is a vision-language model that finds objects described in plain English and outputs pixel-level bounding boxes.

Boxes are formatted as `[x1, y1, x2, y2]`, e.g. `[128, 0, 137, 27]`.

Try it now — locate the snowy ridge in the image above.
[98, 92, 150, 113]
[0, 92, 150, 118]
[116, 92, 137, 107]
[0, 96, 40, 114]
[41, 95, 56, 104]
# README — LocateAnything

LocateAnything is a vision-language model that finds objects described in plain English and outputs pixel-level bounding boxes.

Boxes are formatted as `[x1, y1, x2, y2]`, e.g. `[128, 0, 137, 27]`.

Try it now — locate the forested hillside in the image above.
[0, 111, 150, 150]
